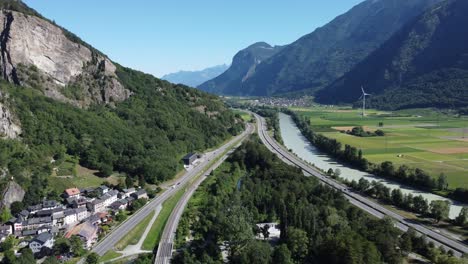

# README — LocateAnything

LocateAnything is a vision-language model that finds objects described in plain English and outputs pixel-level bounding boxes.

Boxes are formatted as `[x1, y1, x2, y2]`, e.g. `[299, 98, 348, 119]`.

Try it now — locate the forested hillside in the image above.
[173, 139, 460, 264]
[217, 0, 440, 96]
[0, 1, 244, 206]
[316, 0, 468, 110]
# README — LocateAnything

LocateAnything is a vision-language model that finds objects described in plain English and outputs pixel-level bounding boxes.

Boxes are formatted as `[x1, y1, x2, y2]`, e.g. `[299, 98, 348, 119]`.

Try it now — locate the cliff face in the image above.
[0, 10, 131, 107]
[0, 90, 20, 139]
[1, 181, 25, 208]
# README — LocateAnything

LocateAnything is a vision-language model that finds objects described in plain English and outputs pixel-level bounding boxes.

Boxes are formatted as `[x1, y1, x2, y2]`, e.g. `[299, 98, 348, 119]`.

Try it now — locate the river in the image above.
[279, 113, 464, 219]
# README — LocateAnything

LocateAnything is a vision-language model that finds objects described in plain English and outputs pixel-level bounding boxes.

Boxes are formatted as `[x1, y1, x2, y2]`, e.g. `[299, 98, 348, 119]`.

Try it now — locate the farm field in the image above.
[292, 107, 468, 188]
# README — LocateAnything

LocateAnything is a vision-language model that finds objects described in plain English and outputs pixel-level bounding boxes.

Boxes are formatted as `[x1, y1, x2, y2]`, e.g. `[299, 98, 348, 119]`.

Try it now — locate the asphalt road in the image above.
[154, 123, 254, 264]
[87, 123, 253, 261]
[253, 112, 468, 257]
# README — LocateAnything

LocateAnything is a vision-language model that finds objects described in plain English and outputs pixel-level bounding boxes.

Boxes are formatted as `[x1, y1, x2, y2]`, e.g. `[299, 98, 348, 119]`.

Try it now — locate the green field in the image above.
[142, 188, 185, 250]
[292, 107, 468, 188]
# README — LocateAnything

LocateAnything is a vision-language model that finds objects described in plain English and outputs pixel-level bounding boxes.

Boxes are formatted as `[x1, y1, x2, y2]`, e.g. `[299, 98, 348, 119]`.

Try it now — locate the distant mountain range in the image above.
[162, 64, 228, 87]
[316, 0, 468, 110]
[198, 42, 284, 95]
[199, 0, 441, 97]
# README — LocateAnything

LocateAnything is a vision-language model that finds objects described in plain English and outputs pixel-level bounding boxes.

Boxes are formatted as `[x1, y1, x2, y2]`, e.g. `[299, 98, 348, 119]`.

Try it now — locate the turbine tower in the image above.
[360, 86, 371, 117]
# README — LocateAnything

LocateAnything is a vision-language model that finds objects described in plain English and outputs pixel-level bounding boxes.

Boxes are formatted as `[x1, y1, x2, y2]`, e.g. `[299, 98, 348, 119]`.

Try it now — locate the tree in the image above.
[70, 235, 86, 257]
[0, 207, 12, 222]
[260, 224, 270, 240]
[43, 256, 59, 264]
[437, 173, 449, 191]
[285, 227, 309, 262]
[86, 252, 100, 264]
[10, 201, 24, 216]
[413, 195, 429, 214]
[53, 237, 71, 255]
[17, 248, 35, 264]
[125, 175, 134, 188]
[334, 168, 341, 177]
[272, 244, 293, 264]
[327, 168, 334, 176]
[391, 189, 403, 207]
[3, 249, 16, 264]
[455, 207, 468, 226]
[430, 200, 450, 223]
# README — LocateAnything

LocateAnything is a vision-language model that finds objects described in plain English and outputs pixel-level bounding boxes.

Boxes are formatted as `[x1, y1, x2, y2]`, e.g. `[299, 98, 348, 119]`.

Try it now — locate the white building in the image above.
[63, 209, 78, 226]
[29, 232, 54, 253]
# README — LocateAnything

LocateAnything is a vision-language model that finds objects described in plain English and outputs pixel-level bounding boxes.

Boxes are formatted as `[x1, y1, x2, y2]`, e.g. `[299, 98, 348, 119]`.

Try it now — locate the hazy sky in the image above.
[24, 0, 362, 77]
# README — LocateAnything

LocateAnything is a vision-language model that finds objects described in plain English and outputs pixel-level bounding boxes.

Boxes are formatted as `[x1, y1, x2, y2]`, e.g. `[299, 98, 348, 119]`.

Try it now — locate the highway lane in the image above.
[154, 123, 254, 264]
[88, 123, 253, 260]
[253, 112, 468, 257]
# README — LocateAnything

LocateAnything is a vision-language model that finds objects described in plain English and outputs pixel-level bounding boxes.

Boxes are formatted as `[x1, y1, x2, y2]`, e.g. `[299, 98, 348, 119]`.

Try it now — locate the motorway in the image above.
[89, 122, 253, 260]
[253, 112, 468, 257]
[154, 123, 254, 264]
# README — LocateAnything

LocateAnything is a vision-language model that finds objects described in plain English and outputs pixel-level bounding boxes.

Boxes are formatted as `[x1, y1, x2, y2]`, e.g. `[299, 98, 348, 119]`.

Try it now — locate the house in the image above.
[27, 204, 43, 214]
[87, 199, 106, 213]
[19, 210, 29, 219]
[64, 188, 81, 199]
[63, 209, 78, 226]
[109, 200, 127, 211]
[119, 188, 136, 199]
[182, 153, 198, 166]
[42, 200, 60, 210]
[71, 197, 88, 209]
[88, 212, 109, 225]
[131, 189, 148, 200]
[9, 217, 23, 235]
[22, 217, 53, 231]
[29, 232, 54, 253]
[101, 190, 118, 207]
[0, 225, 12, 242]
[65, 221, 98, 249]
[75, 207, 88, 222]
[96, 185, 109, 196]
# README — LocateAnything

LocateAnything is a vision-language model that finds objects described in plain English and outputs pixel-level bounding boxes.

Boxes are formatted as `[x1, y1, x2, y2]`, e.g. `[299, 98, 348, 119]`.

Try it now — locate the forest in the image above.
[172, 139, 460, 264]
[0, 65, 243, 206]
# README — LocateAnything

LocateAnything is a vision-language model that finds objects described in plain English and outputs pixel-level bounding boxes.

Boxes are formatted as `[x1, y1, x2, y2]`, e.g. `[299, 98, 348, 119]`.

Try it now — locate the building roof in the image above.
[19, 210, 30, 217]
[64, 188, 80, 196]
[64, 209, 76, 217]
[65, 221, 97, 241]
[89, 199, 104, 206]
[75, 207, 87, 214]
[182, 152, 197, 160]
[24, 217, 52, 225]
[42, 200, 59, 208]
[27, 204, 42, 212]
[33, 232, 53, 244]
[133, 189, 147, 197]
[123, 188, 136, 194]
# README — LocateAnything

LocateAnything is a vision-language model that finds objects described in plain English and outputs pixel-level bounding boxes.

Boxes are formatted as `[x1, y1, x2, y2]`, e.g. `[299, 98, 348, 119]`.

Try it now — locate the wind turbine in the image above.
[359, 86, 371, 117]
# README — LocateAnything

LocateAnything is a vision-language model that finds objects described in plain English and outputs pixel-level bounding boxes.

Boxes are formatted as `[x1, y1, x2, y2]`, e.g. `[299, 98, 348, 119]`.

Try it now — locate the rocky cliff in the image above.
[1, 181, 25, 208]
[0, 90, 20, 139]
[0, 9, 131, 107]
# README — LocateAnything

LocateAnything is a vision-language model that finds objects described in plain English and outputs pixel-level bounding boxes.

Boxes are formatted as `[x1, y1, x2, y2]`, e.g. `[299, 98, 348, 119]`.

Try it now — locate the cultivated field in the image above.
[292, 107, 468, 188]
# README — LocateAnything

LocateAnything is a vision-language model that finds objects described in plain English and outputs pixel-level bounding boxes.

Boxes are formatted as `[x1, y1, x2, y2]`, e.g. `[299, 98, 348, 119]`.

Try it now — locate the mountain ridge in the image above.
[162, 64, 228, 87]
[316, 0, 468, 110]
[201, 0, 442, 96]
[198, 42, 283, 95]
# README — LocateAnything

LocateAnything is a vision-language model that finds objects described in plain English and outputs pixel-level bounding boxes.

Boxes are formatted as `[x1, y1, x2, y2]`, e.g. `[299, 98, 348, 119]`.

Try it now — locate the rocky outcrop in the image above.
[1, 181, 25, 209]
[0, 90, 20, 139]
[0, 10, 131, 107]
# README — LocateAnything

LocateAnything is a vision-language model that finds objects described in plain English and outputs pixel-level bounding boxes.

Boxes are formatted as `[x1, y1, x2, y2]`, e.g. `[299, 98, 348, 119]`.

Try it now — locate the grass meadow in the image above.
[292, 107, 468, 188]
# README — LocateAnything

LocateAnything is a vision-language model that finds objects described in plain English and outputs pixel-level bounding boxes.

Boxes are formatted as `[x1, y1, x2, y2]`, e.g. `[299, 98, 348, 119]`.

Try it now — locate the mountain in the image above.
[162, 64, 228, 87]
[211, 0, 441, 96]
[198, 42, 283, 95]
[316, 0, 468, 110]
[0, 0, 244, 206]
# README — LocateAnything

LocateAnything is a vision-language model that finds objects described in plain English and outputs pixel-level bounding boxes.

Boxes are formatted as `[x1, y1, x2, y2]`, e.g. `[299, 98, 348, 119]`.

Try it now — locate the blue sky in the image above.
[24, 0, 362, 77]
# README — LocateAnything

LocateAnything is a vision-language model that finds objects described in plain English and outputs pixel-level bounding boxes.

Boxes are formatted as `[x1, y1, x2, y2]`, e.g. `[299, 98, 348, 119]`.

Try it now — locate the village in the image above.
[0, 185, 149, 260]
